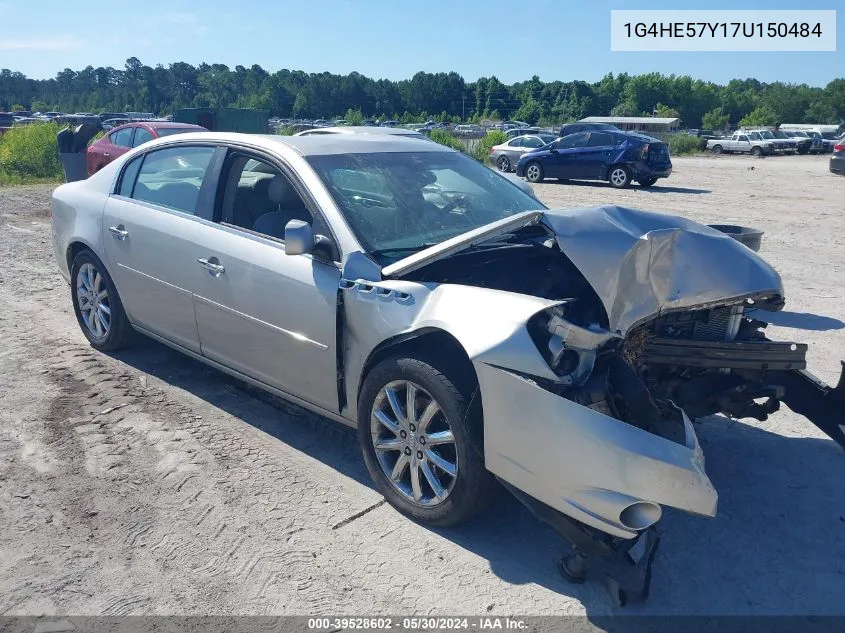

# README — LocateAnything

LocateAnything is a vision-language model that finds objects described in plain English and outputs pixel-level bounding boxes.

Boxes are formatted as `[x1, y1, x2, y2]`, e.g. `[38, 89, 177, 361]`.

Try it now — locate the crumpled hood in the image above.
[541, 206, 784, 334]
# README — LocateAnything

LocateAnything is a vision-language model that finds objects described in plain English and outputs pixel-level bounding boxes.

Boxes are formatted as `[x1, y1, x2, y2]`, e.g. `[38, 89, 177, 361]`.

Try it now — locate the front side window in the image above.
[111, 127, 134, 148]
[307, 150, 544, 263]
[156, 127, 204, 138]
[130, 146, 215, 215]
[132, 127, 154, 147]
[220, 154, 312, 240]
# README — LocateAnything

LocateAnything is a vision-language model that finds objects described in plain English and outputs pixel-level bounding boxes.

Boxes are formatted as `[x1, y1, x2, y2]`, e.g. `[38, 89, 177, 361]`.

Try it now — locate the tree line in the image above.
[1, 58, 843, 129]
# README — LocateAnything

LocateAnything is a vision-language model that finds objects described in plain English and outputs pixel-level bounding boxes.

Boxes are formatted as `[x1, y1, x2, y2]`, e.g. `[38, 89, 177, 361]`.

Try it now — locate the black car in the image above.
[558, 122, 619, 137]
[516, 130, 672, 188]
[830, 139, 845, 175]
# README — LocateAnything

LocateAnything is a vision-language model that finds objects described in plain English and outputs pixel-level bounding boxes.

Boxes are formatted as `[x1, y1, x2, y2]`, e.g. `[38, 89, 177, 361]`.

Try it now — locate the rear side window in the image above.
[132, 127, 154, 147]
[131, 146, 216, 215]
[557, 132, 589, 149]
[117, 155, 143, 197]
[522, 137, 545, 148]
[586, 132, 616, 147]
[739, 135, 749, 142]
[508, 138, 524, 147]
[111, 127, 134, 148]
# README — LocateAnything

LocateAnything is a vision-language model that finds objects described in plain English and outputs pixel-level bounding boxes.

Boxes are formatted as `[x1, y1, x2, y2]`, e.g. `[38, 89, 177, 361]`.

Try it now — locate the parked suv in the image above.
[516, 130, 671, 188]
[86, 121, 206, 175]
[558, 122, 619, 137]
[781, 129, 825, 154]
[773, 129, 812, 154]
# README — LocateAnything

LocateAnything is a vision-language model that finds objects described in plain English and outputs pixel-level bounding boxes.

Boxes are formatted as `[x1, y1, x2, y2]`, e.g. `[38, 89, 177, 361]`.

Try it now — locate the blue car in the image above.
[516, 130, 672, 188]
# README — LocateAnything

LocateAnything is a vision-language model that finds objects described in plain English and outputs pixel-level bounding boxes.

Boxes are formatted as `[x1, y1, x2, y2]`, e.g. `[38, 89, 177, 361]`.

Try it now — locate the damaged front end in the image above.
[365, 205, 843, 604]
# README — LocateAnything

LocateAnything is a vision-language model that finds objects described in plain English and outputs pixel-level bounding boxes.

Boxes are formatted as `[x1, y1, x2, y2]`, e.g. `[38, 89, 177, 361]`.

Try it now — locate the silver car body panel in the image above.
[338, 276, 718, 537]
[541, 206, 785, 334]
[384, 205, 785, 335]
[54, 132, 780, 542]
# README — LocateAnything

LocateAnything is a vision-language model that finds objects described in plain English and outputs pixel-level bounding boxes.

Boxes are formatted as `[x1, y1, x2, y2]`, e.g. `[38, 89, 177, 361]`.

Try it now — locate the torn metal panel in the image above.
[541, 206, 785, 335]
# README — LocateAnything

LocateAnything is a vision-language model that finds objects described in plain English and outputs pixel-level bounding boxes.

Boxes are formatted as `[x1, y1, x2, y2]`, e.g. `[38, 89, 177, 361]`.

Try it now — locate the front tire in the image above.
[496, 155, 511, 172]
[751, 146, 762, 156]
[71, 250, 133, 351]
[524, 162, 544, 183]
[358, 355, 498, 527]
[608, 165, 631, 188]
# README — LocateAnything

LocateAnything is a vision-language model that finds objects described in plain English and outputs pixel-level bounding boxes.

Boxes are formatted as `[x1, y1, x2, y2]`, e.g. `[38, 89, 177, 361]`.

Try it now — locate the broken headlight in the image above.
[528, 303, 620, 386]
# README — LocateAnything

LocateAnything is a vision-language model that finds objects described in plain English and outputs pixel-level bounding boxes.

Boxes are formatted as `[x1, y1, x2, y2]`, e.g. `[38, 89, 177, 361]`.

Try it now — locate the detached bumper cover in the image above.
[476, 362, 718, 539]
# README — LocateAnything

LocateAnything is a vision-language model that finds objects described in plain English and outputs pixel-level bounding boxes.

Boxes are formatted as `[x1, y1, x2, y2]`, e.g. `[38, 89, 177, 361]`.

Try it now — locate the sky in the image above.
[0, 0, 842, 87]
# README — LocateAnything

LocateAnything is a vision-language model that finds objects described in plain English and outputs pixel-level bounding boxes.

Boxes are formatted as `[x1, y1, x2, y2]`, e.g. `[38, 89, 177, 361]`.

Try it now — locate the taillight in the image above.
[835, 143, 845, 152]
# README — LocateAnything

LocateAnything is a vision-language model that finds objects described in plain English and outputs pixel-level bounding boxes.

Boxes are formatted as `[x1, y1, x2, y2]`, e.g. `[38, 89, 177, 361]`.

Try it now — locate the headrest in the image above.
[267, 174, 291, 204]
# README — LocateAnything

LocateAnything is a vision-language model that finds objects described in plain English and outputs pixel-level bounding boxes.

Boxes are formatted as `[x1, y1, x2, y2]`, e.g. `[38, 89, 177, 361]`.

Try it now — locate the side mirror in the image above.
[284, 220, 313, 256]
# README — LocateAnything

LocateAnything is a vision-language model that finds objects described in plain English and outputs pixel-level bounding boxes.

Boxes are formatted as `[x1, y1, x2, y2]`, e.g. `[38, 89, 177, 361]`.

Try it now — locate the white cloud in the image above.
[0, 34, 83, 51]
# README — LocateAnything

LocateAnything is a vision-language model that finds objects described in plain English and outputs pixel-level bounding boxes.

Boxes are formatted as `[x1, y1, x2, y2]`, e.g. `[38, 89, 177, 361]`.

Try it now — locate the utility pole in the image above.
[462, 95, 466, 121]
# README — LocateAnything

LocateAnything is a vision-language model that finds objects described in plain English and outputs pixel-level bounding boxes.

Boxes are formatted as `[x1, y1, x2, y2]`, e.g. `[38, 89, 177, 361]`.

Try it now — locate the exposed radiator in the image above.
[651, 305, 744, 342]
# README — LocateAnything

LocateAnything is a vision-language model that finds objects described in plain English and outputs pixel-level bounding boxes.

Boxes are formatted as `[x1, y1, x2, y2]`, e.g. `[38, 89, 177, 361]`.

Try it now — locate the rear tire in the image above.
[358, 354, 498, 527]
[639, 177, 658, 187]
[70, 249, 133, 351]
[524, 162, 544, 183]
[608, 165, 631, 188]
[496, 155, 511, 172]
[711, 145, 722, 154]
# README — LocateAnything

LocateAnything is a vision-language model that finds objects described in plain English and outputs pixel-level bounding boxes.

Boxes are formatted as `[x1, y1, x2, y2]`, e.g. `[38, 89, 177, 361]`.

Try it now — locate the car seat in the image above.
[252, 175, 311, 239]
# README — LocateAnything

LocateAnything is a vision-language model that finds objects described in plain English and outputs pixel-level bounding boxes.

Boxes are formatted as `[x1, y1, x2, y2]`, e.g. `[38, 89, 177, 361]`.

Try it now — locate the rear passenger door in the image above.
[102, 144, 223, 353]
[580, 131, 622, 179]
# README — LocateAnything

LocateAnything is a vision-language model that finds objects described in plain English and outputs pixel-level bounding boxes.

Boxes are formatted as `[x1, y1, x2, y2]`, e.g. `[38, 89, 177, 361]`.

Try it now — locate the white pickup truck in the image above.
[707, 132, 775, 156]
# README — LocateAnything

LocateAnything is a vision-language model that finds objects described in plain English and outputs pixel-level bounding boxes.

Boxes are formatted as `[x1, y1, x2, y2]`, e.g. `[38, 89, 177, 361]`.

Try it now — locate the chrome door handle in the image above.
[108, 225, 128, 240]
[197, 258, 225, 276]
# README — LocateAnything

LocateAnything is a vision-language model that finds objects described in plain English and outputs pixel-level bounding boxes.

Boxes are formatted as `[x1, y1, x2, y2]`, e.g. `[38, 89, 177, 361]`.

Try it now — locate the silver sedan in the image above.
[51, 132, 844, 605]
[488, 133, 557, 172]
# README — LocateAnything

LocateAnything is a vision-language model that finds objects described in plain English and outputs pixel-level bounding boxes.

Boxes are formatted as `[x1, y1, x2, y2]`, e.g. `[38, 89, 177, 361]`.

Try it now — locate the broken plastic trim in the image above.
[501, 480, 660, 606]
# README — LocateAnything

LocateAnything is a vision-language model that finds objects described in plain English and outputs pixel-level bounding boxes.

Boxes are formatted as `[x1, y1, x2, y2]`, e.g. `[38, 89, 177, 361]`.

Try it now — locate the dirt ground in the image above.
[0, 155, 843, 620]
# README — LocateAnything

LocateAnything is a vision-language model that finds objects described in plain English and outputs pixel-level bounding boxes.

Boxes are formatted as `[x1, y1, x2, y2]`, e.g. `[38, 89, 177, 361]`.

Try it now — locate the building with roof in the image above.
[578, 116, 680, 136]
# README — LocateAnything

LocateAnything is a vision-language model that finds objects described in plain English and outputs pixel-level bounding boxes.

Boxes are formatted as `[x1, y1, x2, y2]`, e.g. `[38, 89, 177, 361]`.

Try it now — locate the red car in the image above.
[86, 121, 206, 175]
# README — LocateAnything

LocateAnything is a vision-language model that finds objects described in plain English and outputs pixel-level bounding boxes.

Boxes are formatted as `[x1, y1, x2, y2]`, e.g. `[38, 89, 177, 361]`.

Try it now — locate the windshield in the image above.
[806, 131, 822, 138]
[772, 131, 787, 138]
[307, 151, 545, 263]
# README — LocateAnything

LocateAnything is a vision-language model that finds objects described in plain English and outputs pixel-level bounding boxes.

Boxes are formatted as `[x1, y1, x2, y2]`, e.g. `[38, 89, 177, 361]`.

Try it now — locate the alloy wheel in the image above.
[76, 262, 111, 339]
[371, 380, 458, 507]
[610, 168, 628, 187]
[526, 164, 541, 181]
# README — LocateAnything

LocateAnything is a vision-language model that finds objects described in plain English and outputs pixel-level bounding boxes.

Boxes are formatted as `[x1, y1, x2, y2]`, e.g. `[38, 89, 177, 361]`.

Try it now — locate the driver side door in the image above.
[543, 132, 589, 179]
[191, 149, 341, 411]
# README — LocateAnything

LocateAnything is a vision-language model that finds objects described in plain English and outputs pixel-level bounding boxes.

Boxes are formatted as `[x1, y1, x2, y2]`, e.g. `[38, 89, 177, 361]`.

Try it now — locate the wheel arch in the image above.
[357, 327, 485, 457]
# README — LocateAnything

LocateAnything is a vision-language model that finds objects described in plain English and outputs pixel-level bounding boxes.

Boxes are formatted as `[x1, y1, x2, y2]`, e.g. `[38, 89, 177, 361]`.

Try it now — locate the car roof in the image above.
[294, 126, 424, 137]
[141, 131, 451, 156]
[111, 121, 205, 131]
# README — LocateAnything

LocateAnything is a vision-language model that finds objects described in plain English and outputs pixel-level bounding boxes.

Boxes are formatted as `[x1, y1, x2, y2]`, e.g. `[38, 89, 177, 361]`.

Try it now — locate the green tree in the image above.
[701, 107, 729, 130]
[11, 104, 24, 111]
[653, 103, 680, 118]
[344, 107, 363, 125]
[739, 106, 778, 128]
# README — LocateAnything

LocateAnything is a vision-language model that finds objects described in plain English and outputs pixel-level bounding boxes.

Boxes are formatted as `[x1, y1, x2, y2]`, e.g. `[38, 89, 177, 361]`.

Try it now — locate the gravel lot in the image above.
[1, 155, 843, 620]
